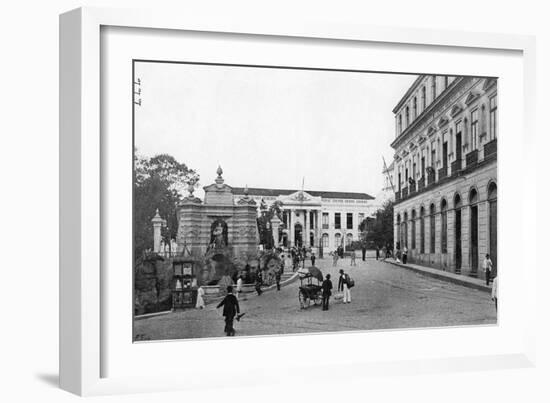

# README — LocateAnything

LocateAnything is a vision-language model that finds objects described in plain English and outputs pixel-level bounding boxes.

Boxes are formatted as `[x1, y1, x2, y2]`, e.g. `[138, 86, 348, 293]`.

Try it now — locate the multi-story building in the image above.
[231, 187, 375, 251]
[391, 75, 498, 278]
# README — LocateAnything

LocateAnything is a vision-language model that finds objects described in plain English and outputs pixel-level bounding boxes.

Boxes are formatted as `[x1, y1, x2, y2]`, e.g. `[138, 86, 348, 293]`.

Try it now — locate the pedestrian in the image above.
[275, 270, 281, 291]
[376, 245, 380, 260]
[311, 252, 316, 267]
[216, 285, 240, 336]
[236, 275, 243, 300]
[362, 244, 367, 261]
[483, 254, 493, 286]
[332, 251, 338, 267]
[255, 271, 263, 296]
[195, 285, 205, 309]
[321, 274, 333, 311]
[350, 249, 356, 266]
[402, 246, 408, 264]
[491, 275, 498, 312]
[338, 269, 351, 303]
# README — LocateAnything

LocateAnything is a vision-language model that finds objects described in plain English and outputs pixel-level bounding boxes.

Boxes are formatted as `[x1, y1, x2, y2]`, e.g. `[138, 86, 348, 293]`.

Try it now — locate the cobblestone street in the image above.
[134, 257, 497, 341]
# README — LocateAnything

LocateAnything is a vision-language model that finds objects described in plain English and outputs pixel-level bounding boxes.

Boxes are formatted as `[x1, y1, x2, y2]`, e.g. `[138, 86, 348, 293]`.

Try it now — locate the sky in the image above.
[134, 62, 416, 199]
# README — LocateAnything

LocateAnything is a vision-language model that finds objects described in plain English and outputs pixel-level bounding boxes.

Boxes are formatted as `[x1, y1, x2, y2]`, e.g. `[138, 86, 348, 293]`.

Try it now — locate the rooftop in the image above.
[232, 187, 374, 201]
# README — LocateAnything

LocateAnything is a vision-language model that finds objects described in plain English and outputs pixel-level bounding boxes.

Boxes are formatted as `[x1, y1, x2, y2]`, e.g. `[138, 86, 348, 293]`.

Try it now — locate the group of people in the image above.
[289, 246, 315, 271]
[320, 269, 353, 311]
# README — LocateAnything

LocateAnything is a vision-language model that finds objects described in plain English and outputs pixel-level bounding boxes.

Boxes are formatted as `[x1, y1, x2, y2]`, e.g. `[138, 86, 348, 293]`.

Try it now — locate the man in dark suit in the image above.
[321, 274, 333, 311]
[216, 286, 240, 336]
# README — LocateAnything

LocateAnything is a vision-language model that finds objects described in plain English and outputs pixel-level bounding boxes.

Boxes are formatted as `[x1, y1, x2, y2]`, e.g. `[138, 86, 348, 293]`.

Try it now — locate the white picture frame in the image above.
[60, 7, 537, 396]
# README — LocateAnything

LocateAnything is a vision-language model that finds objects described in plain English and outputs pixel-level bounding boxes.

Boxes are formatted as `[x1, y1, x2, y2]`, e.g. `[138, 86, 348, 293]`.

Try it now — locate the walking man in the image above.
[361, 244, 367, 261]
[350, 249, 356, 266]
[338, 269, 351, 304]
[483, 254, 493, 286]
[236, 275, 243, 300]
[376, 245, 380, 260]
[402, 246, 408, 264]
[321, 274, 333, 311]
[216, 286, 240, 336]
[275, 270, 281, 291]
[255, 271, 263, 296]
[311, 252, 316, 267]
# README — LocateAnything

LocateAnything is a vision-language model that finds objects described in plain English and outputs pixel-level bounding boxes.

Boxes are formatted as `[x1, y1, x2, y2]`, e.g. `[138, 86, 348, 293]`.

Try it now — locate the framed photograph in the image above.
[60, 7, 536, 396]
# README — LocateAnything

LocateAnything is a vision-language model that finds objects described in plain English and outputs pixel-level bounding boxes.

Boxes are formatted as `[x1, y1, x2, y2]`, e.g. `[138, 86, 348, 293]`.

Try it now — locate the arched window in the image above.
[469, 188, 479, 272]
[405, 106, 410, 126]
[420, 207, 425, 253]
[441, 199, 448, 254]
[335, 233, 342, 248]
[403, 212, 408, 248]
[429, 203, 436, 253]
[421, 86, 426, 110]
[413, 97, 418, 119]
[398, 114, 403, 133]
[322, 233, 329, 248]
[411, 209, 417, 250]
[396, 214, 401, 250]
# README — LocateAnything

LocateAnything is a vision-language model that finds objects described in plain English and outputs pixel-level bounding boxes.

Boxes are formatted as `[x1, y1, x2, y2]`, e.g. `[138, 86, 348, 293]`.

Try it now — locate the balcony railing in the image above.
[451, 160, 462, 175]
[395, 191, 401, 202]
[409, 182, 416, 194]
[484, 138, 497, 158]
[427, 169, 436, 185]
[466, 149, 479, 167]
[402, 188, 409, 198]
[418, 176, 425, 191]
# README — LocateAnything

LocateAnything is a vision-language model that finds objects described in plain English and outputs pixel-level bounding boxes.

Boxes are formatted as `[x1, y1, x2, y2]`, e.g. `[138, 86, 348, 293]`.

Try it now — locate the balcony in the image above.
[395, 191, 401, 202]
[402, 188, 409, 199]
[484, 138, 497, 159]
[409, 182, 416, 194]
[427, 168, 436, 186]
[466, 149, 479, 167]
[438, 167, 448, 180]
[418, 176, 425, 191]
[451, 160, 462, 175]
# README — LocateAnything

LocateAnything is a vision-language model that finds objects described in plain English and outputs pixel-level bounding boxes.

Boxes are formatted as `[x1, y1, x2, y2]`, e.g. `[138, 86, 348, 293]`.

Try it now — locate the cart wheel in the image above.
[299, 291, 310, 309]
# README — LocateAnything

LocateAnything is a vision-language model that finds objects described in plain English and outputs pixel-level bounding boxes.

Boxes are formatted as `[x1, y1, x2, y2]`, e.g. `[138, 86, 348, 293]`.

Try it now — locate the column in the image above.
[151, 208, 166, 253]
[270, 216, 282, 248]
[304, 209, 310, 247]
[289, 208, 295, 247]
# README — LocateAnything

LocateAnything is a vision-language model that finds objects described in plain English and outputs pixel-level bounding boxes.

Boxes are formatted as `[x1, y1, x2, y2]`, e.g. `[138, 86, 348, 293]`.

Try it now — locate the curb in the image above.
[386, 261, 491, 293]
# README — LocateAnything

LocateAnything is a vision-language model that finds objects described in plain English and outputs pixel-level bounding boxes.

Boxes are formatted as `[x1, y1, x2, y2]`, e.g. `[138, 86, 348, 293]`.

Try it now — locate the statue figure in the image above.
[209, 219, 228, 250]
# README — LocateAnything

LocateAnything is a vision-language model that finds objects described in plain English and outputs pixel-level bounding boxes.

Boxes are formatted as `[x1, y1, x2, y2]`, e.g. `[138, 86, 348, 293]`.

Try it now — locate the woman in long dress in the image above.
[196, 285, 205, 309]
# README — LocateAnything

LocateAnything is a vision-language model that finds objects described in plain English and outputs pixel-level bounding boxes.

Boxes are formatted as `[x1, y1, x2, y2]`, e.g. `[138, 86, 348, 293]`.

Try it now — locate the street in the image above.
[134, 257, 497, 341]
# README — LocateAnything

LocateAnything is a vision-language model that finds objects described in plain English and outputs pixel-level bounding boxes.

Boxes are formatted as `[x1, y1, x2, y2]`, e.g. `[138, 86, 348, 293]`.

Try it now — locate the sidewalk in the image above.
[385, 259, 492, 293]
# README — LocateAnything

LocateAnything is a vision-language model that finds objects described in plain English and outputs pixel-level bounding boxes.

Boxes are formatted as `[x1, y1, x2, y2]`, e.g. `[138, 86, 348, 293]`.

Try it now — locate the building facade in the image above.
[232, 187, 375, 251]
[391, 75, 498, 278]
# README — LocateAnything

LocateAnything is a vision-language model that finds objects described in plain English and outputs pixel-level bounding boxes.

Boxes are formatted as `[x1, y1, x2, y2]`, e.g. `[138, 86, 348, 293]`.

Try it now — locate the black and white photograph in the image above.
[132, 61, 498, 341]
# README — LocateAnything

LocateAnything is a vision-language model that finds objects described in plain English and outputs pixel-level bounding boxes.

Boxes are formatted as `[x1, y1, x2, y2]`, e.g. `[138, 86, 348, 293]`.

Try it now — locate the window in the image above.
[405, 106, 410, 126]
[421, 155, 425, 178]
[398, 114, 402, 133]
[322, 212, 329, 229]
[335, 233, 342, 247]
[442, 142, 448, 169]
[411, 210, 416, 250]
[441, 200, 448, 253]
[413, 97, 417, 119]
[431, 147, 436, 167]
[421, 86, 426, 110]
[334, 213, 341, 229]
[310, 211, 314, 230]
[430, 204, 436, 253]
[398, 172, 402, 192]
[346, 213, 353, 230]
[489, 96, 497, 140]
[322, 234, 329, 248]
[431, 76, 437, 101]
[420, 207, 425, 253]
[412, 162, 417, 180]
[471, 109, 479, 149]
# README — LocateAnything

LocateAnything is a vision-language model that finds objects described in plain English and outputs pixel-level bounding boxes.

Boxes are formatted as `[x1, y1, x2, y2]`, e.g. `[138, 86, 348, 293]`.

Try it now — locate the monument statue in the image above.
[208, 219, 228, 250]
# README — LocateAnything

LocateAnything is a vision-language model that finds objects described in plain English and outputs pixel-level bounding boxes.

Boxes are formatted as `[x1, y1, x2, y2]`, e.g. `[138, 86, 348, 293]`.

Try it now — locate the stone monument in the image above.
[175, 167, 259, 286]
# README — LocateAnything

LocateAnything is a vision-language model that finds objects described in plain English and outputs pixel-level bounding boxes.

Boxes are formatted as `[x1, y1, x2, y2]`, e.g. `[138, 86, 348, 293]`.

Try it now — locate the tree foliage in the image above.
[134, 150, 199, 259]
[363, 199, 394, 248]
[257, 200, 285, 249]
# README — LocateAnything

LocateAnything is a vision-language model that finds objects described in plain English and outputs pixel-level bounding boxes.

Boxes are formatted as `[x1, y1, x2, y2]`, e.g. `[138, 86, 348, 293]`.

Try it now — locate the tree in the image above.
[362, 200, 394, 248]
[134, 151, 199, 259]
[257, 200, 285, 249]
